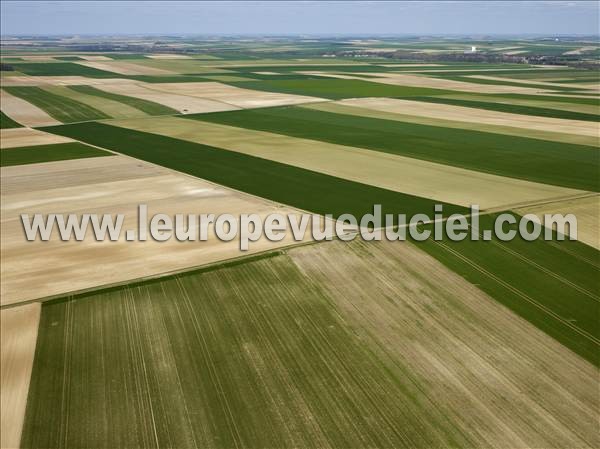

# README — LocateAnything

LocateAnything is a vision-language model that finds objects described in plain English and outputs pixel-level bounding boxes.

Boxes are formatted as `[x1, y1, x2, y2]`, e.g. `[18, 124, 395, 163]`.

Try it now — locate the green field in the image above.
[0, 142, 112, 166]
[7, 62, 117, 77]
[0, 110, 22, 128]
[419, 213, 600, 366]
[231, 78, 455, 99]
[427, 74, 588, 93]
[188, 106, 599, 191]
[68, 85, 178, 115]
[410, 96, 600, 121]
[42, 86, 148, 119]
[21, 236, 599, 448]
[40, 122, 468, 219]
[20, 251, 468, 449]
[4, 86, 111, 123]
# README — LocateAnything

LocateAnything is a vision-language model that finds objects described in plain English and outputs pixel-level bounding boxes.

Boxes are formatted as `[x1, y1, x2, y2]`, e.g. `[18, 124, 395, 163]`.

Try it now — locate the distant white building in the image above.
[471, 46, 477, 52]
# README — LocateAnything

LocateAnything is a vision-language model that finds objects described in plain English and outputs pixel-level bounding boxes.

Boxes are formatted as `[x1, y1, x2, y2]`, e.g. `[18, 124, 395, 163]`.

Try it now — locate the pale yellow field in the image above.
[328, 72, 561, 94]
[330, 97, 600, 138]
[75, 60, 177, 75]
[127, 59, 234, 73]
[93, 82, 240, 113]
[143, 81, 326, 108]
[0, 156, 317, 306]
[468, 75, 600, 92]
[1, 303, 41, 449]
[18, 55, 55, 61]
[77, 55, 113, 61]
[564, 46, 598, 55]
[0, 75, 136, 87]
[146, 54, 193, 59]
[43, 85, 148, 119]
[0, 89, 60, 127]
[290, 239, 598, 448]
[304, 101, 599, 147]
[111, 116, 584, 209]
[379, 63, 443, 67]
[513, 194, 600, 249]
[1, 127, 73, 149]
[436, 93, 599, 115]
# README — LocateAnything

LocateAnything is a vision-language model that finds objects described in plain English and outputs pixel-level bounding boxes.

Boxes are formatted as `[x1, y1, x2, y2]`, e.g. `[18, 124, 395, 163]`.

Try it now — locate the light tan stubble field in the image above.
[1, 155, 315, 306]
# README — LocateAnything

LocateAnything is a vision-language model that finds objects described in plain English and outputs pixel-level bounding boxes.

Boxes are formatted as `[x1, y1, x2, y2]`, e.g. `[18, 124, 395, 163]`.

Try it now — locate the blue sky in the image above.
[1, 1, 598, 36]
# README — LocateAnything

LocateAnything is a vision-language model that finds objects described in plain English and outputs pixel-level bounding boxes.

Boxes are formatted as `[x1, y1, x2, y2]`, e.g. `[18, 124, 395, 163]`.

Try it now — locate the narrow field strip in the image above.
[307, 97, 599, 138]
[434, 92, 600, 115]
[0, 75, 132, 87]
[408, 96, 600, 122]
[140, 81, 326, 108]
[110, 116, 583, 209]
[92, 82, 239, 114]
[297, 72, 558, 94]
[467, 75, 600, 93]
[0, 142, 113, 167]
[68, 85, 178, 115]
[230, 78, 456, 100]
[75, 60, 177, 75]
[3, 86, 111, 123]
[1, 303, 41, 449]
[1, 127, 72, 149]
[434, 94, 600, 118]
[428, 73, 590, 93]
[7, 62, 118, 78]
[42, 85, 147, 119]
[187, 106, 599, 191]
[20, 239, 599, 448]
[304, 101, 598, 146]
[128, 58, 240, 74]
[1, 89, 61, 127]
[40, 121, 469, 219]
[419, 213, 600, 366]
[483, 91, 600, 107]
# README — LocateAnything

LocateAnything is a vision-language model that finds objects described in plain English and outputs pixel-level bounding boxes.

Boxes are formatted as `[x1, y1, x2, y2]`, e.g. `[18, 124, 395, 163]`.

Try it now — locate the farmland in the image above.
[0, 142, 111, 167]
[21, 240, 599, 449]
[109, 115, 582, 209]
[187, 106, 599, 191]
[0, 31, 599, 449]
[1, 110, 21, 128]
[1, 127, 72, 148]
[419, 213, 600, 365]
[3, 86, 111, 123]
[68, 85, 178, 115]
[1, 303, 41, 449]
[0, 155, 312, 305]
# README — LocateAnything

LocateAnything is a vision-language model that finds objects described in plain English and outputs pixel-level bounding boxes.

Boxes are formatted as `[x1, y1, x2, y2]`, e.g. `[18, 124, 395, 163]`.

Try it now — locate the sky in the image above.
[1, 1, 598, 37]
